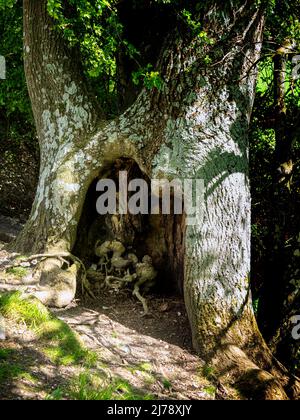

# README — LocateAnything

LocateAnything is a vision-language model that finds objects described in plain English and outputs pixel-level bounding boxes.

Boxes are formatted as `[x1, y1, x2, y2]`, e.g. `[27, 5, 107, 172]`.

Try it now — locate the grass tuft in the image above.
[0, 361, 25, 383]
[6, 267, 29, 278]
[38, 319, 96, 366]
[0, 291, 50, 328]
[47, 372, 153, 401]
[202, 364, 216, 381]
[203, 385, 216, 396]
[0, 292, 97, 366]
[0, 348, 13, 360]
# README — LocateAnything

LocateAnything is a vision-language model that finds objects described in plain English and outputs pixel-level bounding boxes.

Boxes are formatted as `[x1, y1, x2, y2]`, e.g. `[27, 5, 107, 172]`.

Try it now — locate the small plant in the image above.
[203, 385, 216, 397]
[138, 362, 152, 372]
[0, 348, 12, 360]
[47, 373, 153, 401]
[111, 331, 118, 339]
[162, 378, 172, 390]
[202, 364, 216, 381]
[253, 298, 260, 317]
[142, 373, 156, 386]
[14, 255, 29, 261]
[132, 65, 164, 90]
[46, 387, 64, 400]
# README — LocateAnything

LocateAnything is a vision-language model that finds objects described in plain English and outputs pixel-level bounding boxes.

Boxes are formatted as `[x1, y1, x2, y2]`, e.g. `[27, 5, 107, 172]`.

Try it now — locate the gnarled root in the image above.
[213, 344, 289, 400]
[206, 339, 300, 400]
[132, 285, 149, 315]
[0, 251, 93, 308]
[132, 277, 150, 315]
[30, 259, 79, 308]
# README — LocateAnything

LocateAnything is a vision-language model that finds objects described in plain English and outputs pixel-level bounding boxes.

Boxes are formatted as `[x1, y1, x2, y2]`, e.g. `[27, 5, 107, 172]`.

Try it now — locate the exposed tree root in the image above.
[204, 335, 300, 400]
[0, 251, 95, 307]
[133, 283, 149, 315]
[210, 344, 290, 400]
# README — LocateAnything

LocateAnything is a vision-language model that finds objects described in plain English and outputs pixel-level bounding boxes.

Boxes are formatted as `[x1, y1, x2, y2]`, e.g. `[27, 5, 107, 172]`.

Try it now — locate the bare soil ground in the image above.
[53, 293, 212, 400]
[0, 238, 235, 400]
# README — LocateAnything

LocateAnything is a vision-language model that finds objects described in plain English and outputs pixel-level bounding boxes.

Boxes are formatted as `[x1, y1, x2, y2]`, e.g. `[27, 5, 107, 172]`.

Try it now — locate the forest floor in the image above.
[0, 223, 238, 400]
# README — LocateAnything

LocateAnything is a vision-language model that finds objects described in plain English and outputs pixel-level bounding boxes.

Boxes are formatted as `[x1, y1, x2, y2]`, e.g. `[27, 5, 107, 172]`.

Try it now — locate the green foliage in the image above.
[252, 298, 260, 317]
[0, 348, 36, 385]
[68, 374, 152, 400]
[39, 319, 97, 366]
[132, 65, 164, 91]
[45, 0, 214, 102]
[256, 59, 274, 96]
[0, 0, 36, 172]
[0, 346, 38, 386]
[137, 362, 152, 372]
[203, 385, 216, 397]
[162, 378, 172, 390]
[202, 365, 216, 381]
[0, 348, 12, 359]
[181, 9, 202, 34]
[45, 0, 173, 105]
[0, 0, 16, 11]
[264, 0, 300, 45]
[0, 1, 31, 118]
[47, 0, 120, 78]
[180, 8, 212, 44]
[0, 0, 215, 128]
[0, 360, 27, 384]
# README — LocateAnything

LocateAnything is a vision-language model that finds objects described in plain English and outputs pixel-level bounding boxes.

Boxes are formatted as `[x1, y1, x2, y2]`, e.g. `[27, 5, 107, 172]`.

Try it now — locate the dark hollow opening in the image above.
[73, 158, 185, 298]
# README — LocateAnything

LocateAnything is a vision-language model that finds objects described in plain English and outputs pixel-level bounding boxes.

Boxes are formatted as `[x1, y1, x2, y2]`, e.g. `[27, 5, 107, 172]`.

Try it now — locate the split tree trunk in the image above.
[9, 0, 298, 398]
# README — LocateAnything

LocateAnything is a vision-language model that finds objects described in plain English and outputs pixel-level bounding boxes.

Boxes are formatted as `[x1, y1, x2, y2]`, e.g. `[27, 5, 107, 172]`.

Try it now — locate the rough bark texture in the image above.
[8, 0, 299, 398]
[15, 0, 100, 252]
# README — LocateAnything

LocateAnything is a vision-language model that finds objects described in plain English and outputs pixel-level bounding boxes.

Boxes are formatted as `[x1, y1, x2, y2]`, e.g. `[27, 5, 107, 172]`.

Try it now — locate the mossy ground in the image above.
[0, 291, 92, 366]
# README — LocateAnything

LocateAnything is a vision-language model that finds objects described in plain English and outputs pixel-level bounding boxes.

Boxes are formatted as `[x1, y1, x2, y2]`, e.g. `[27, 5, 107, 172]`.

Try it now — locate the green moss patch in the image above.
[0, 292, 96, 366]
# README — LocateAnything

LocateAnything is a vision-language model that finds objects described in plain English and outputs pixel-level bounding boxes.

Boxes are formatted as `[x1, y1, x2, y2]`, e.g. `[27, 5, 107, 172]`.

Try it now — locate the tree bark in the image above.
[15, 0, 100, 252]
[9, 0, 299, 398]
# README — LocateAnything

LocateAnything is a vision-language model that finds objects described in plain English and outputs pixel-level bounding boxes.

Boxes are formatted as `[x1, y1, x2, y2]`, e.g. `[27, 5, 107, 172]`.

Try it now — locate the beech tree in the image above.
[6, 0, 300, 398]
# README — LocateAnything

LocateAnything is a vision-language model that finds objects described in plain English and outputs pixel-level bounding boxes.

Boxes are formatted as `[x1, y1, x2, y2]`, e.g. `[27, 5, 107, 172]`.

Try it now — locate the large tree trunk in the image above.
[8, 0, 299, 398]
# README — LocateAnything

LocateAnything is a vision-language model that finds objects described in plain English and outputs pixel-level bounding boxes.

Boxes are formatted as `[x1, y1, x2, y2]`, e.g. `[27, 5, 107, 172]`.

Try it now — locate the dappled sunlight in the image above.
[54, 296, 218, 400]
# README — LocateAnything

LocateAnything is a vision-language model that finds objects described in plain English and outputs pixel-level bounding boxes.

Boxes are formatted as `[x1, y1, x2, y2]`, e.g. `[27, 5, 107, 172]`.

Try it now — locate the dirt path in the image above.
[53, 291, 215, 400]
[0, 237, 231, 400]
